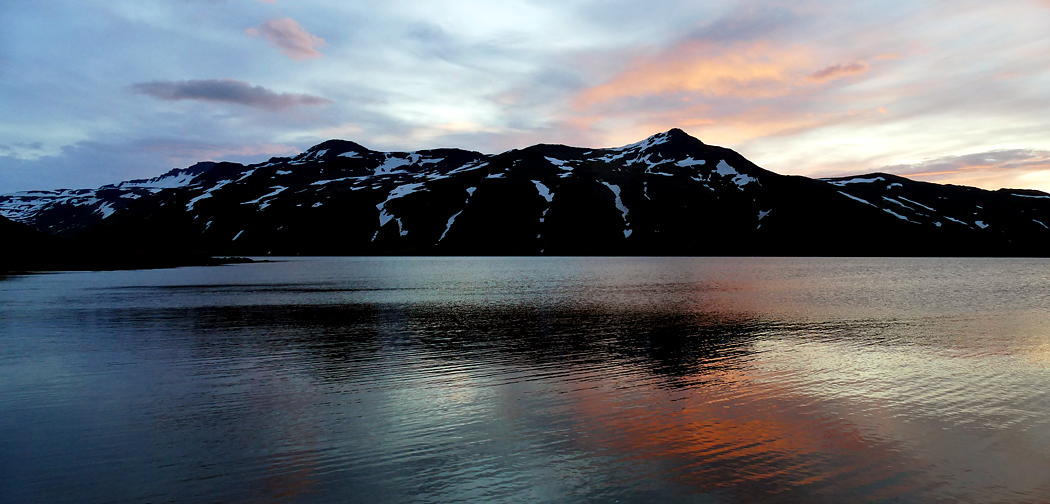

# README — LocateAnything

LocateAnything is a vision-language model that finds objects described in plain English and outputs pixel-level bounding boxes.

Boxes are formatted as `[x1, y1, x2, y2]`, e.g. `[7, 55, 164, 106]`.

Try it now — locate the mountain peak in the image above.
[296, 139, 370, 160]
[663, 128, 700, 142]
[615, 128, 704, 152]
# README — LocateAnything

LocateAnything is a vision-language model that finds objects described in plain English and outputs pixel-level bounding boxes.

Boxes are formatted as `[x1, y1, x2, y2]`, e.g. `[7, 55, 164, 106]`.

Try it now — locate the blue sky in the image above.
[2, 0, 1049, 192]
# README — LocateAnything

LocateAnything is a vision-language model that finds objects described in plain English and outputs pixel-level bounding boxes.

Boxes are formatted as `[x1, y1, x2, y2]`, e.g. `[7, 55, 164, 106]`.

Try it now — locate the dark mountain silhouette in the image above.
[2, 129, 1048, 257]
[0, 213, 250, 272]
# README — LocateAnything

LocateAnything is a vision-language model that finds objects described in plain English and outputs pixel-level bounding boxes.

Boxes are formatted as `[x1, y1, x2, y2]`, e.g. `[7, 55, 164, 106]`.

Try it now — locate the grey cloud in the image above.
[879, 149, 1050, 177]
[0, 138, 299, 193]
[131, 79, 333, 110]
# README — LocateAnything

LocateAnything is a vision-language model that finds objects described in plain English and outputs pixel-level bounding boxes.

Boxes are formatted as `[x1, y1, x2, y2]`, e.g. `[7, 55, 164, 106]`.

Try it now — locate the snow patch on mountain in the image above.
[440, 211, 463, 241]
[186, 180, 233, 211]
[898, 196, 936, 212]
[375, 155, 414, 175]
[714, 160, 757, 188]
[235, 169, 257, 182]
[883, 208, 916, 223]
[242, 186, 288, 207]
[595, 151, 628, 163]
[533, 181, 553, 203]
[882, 197, 914, 210]
[756, 209, 772, 229]
[311, 176, 364, 186]
[374, 182, 426, 240]
[119, 171, 198, 190]
[545, 157, 570, 169]
[449, 161, 489, 174]
[601, 181, 631, 237]
[615, 131, 672, 152]
[96, 202, 116, 219]
[386, 182, 425, 201]
[826, 176, 885, 186]
[676, 157, 706, 167]
[838, 191, 877, 207]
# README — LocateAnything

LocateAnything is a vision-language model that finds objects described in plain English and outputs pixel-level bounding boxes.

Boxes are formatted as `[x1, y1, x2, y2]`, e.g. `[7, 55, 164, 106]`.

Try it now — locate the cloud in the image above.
[575, 42, 814, 108]
[880, 149, 1050, 177]
[0, 141, 44, 156]
[807, 61, 870, 83]
[876, 148, 1050, 191]
[131, 79, 333, 109]
[573, 41, 882, 112]
[246, 18, 326, 60]
[0, 139, 300, 192]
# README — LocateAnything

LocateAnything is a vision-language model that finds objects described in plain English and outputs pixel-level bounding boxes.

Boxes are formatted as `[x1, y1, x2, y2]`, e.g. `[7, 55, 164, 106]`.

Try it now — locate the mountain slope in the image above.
[0, 214, 250, 272]
[2, 129, 1048, 256]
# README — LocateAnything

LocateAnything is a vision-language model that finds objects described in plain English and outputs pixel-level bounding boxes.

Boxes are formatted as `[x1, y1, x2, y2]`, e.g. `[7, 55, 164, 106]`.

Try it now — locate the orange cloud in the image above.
[247, 18, 327, 60]
[574, 41, 880, 112]
[575, 42, 816, 108]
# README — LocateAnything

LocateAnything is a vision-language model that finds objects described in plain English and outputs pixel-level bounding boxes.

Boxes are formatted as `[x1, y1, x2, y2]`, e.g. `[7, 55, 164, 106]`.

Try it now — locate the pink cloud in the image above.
[564, 43, 891, 149]
[807, 61, 870, 83]
[246, 18, 326, 60]
[574, 42, 815, 108]
[140, 140, 300, 165]
[573, 42, 880, 113]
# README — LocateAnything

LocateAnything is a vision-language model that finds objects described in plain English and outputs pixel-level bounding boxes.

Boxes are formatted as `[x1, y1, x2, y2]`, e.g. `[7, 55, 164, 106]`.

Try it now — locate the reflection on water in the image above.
[2, 257, 1050, 503]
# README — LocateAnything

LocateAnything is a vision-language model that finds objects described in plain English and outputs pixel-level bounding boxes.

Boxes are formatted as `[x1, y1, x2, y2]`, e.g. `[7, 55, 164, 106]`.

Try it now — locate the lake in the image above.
[2, 257, 1049, 503]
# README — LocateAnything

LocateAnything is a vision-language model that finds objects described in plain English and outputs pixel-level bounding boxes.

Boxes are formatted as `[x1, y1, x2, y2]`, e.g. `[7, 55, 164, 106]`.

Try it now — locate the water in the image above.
[2, 257, 1050, 503]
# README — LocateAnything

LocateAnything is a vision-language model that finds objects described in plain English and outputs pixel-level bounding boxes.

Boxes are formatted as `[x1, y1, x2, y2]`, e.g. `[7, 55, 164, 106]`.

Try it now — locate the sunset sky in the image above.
[2, 0, 1049, 193]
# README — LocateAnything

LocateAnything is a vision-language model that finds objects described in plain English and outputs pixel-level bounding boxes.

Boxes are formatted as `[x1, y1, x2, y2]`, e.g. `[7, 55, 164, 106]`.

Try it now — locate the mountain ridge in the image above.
[2, 129, 1048, 257]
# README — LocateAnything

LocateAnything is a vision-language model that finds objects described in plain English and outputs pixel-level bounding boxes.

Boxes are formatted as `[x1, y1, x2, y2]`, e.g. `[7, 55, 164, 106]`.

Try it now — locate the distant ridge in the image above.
[2, 129, 1048, 257]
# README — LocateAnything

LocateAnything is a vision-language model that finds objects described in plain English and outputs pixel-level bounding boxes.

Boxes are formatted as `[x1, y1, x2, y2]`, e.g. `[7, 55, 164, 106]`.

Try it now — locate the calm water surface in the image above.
[2, 257, 1050, 503]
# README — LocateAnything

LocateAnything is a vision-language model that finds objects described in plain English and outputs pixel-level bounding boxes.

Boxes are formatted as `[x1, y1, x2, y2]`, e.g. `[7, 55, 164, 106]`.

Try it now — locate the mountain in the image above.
[0, 213, 251, 272]
[2, 129, 1049, 256]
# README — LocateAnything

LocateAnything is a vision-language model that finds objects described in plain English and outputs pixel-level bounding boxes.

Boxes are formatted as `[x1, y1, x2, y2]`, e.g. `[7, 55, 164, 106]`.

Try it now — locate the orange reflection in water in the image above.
[560, 365, 923, 500]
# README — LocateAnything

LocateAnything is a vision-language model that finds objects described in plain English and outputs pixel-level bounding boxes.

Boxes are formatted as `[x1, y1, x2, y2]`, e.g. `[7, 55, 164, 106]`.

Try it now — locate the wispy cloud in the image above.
[131, 79, 333, 109]
[0, 139, 299, 192]
[881, 149, 1050, 177]
[575, 42, 814, 107]
[575, 41, 882, 110]
[876, 149, 1050, 191]
[808, 61, 870, 83]
[246, 17, 326, 60]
